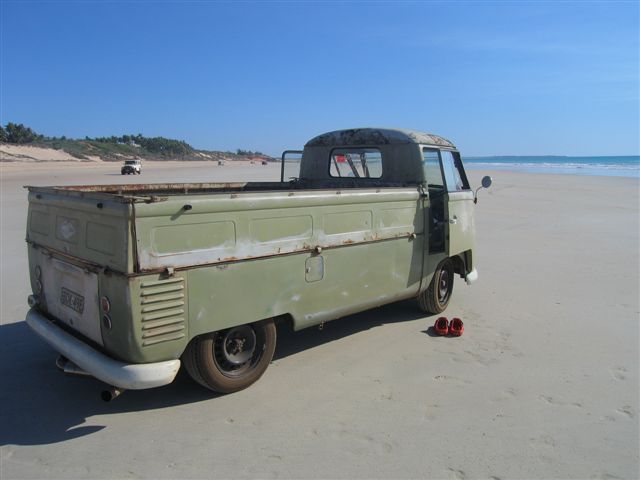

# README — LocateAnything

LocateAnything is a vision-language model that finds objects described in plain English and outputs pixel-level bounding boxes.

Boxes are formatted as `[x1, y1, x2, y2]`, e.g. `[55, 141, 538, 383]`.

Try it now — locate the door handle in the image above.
[449, 216, 458, 225]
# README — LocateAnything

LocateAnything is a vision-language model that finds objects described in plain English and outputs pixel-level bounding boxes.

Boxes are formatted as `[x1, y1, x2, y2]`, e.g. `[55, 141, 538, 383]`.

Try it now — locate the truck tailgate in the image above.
[26, 189, 134, 273]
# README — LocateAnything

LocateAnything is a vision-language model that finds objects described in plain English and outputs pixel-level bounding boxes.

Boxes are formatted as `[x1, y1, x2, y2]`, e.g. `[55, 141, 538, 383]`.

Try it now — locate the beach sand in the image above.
[1, 161, 638, 479]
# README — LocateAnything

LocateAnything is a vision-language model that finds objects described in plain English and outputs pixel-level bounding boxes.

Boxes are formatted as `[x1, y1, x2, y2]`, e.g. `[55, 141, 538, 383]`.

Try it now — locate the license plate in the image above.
[60, 287, 85, 314]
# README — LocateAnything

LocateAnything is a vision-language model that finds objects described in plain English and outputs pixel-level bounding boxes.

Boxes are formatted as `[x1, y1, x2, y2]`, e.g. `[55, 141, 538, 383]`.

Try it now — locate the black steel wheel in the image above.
[417, 258, 455, 314]
[183, 319, 276, 393]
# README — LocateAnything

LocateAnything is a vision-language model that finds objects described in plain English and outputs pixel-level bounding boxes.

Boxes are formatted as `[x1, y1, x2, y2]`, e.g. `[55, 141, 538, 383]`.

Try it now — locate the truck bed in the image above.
[26, 182, 423, 274]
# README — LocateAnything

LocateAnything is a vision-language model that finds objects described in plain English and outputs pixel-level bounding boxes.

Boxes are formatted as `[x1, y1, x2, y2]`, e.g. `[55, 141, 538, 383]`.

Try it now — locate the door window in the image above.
[440, 150, 470, 191]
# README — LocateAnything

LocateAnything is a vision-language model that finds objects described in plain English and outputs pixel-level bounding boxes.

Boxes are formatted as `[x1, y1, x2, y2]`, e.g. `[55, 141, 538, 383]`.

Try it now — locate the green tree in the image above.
[0, 126, 6, 142]
[4, 123, 39, 144]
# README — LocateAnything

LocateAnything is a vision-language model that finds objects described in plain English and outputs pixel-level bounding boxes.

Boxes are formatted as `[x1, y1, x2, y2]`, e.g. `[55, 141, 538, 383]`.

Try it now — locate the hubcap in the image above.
[221, 325, 256, 365]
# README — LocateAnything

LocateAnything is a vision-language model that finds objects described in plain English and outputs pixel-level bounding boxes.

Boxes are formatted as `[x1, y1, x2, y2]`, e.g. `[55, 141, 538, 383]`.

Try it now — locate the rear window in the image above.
[329, 148, 383, 178]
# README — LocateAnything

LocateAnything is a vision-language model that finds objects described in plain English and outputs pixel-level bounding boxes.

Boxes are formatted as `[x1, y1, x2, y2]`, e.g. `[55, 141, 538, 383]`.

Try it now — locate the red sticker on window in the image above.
[336, 154, 346, 163]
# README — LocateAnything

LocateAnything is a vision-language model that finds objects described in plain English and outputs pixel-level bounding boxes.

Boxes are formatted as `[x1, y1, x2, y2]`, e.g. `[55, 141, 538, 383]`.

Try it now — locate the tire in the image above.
[418, 258, 454, 314]
[183, 319, 276, 393]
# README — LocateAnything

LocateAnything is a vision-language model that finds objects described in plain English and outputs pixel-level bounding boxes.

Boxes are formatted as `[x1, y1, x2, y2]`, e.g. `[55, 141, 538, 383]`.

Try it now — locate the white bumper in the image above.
[26, 309, 181, 390]
[465, 268, 479, 285]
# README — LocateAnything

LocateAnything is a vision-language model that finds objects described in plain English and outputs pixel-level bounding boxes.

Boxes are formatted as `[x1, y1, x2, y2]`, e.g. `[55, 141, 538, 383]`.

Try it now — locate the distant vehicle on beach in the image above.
[24, 128, 491, 400]
[121, 159, 141, 175]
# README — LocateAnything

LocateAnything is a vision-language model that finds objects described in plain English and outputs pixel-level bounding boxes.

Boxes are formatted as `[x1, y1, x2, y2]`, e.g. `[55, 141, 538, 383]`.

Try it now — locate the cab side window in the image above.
[422, 148, 444, 189]
[440, 150, 470, 192]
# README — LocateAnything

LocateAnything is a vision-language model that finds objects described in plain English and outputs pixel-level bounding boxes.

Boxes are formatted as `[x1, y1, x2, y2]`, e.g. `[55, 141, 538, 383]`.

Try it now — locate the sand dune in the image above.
[0, 143, 87, 162]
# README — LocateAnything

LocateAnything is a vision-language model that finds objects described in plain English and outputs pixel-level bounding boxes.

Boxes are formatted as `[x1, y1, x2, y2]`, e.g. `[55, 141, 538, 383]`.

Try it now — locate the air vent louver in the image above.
[140, 277, 186, 346]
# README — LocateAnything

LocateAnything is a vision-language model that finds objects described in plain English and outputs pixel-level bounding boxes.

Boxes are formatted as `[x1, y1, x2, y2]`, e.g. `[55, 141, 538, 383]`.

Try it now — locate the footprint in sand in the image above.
[609, 366, 627, 381]
[447, 467, 466, 480]
[492, 387, 518, 402]
[538, 395, 583, 408]
[433, 375, 471, 386]
[615, 405, 634, 418]
[529, 435, 556, 448]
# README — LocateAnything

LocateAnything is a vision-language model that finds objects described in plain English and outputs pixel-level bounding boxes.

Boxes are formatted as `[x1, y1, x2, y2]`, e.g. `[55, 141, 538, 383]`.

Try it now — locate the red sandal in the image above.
[434, 317, 449, 336]
[449, 318, 464, 336]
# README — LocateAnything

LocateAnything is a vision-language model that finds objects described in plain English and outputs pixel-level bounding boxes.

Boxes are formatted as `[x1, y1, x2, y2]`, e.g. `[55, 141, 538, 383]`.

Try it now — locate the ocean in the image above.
[463, 155, 640, 178]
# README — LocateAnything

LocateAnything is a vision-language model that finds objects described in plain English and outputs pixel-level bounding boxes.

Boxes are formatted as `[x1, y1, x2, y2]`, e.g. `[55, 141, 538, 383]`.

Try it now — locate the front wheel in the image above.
[417, 258, 454, 314]
[183, 319, 276, 393]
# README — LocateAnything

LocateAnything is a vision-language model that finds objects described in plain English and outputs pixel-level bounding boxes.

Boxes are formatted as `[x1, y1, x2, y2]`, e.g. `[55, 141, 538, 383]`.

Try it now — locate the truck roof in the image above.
[305, 128, 455, 149]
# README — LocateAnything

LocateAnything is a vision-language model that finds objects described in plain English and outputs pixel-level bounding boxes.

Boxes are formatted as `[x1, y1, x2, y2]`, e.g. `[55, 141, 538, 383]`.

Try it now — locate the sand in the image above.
[0, 161, 638, 479]
[0, 144, 88, 162]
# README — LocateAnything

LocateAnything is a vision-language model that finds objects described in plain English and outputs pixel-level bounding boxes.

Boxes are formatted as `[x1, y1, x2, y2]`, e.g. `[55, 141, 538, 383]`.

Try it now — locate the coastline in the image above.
[465, 155, 640, 178]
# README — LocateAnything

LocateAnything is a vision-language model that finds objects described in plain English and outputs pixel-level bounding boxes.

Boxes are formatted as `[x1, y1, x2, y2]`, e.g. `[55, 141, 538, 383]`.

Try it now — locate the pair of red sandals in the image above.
[434, 317, 464, 336]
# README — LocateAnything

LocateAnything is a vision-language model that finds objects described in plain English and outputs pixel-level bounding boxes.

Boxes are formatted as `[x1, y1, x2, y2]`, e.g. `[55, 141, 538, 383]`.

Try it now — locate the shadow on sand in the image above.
[0, 300, 432, 446]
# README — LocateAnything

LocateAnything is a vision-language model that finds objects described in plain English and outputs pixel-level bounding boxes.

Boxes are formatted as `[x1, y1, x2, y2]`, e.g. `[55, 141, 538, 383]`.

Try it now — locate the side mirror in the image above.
[474, 175, 493, 204]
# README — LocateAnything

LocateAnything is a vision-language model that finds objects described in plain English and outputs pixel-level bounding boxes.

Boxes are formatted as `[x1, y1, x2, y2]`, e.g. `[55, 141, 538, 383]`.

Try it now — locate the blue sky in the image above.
[1, 1, 638, 156]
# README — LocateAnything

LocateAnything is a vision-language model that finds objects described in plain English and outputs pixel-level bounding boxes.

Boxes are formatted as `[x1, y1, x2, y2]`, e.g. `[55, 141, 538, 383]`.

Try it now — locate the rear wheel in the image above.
[418, 258, 454, 314]
[183, 319, 276, 393]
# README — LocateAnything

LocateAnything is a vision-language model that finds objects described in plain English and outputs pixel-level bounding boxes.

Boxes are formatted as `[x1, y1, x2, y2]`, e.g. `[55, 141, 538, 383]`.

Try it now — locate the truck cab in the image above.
[283, 128, 482, 298]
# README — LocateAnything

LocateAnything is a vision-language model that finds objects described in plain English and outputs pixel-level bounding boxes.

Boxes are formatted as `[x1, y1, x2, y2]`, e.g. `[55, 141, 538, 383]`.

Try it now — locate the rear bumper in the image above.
[26, 309, 180, 390]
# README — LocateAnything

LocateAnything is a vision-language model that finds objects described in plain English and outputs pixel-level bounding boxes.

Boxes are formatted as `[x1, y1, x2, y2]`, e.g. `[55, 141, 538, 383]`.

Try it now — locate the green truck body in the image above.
[24, 128, 488, 396]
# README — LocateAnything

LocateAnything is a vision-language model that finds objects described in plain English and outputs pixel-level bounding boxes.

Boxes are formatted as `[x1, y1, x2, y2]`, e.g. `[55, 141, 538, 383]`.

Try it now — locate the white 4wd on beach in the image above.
[121, 159, 142, 175]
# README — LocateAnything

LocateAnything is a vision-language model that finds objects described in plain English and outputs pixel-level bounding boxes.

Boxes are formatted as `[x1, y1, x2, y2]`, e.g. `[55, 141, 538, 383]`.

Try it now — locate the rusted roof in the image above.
[305, 128, 455, 149]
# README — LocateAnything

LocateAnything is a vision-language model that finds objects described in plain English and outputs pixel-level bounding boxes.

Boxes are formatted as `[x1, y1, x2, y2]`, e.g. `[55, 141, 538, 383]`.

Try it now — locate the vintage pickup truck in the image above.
[25, 128, 491, 399]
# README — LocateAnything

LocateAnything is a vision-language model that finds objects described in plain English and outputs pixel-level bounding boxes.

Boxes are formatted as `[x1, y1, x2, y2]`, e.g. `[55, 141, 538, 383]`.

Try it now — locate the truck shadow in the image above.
[0, 301, 431, 447]
[274, 299, 431, 359]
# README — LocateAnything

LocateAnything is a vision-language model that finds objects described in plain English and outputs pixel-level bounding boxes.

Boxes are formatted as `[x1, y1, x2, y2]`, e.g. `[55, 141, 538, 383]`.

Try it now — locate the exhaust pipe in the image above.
[55, 356, 125, 402]
[101, 386, 125, 402]
[56, 355, 91, 377]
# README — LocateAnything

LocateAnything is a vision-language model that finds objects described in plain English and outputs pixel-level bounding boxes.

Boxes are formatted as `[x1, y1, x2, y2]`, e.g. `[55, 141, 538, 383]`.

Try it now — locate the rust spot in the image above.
[343, 239, 355, 244]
